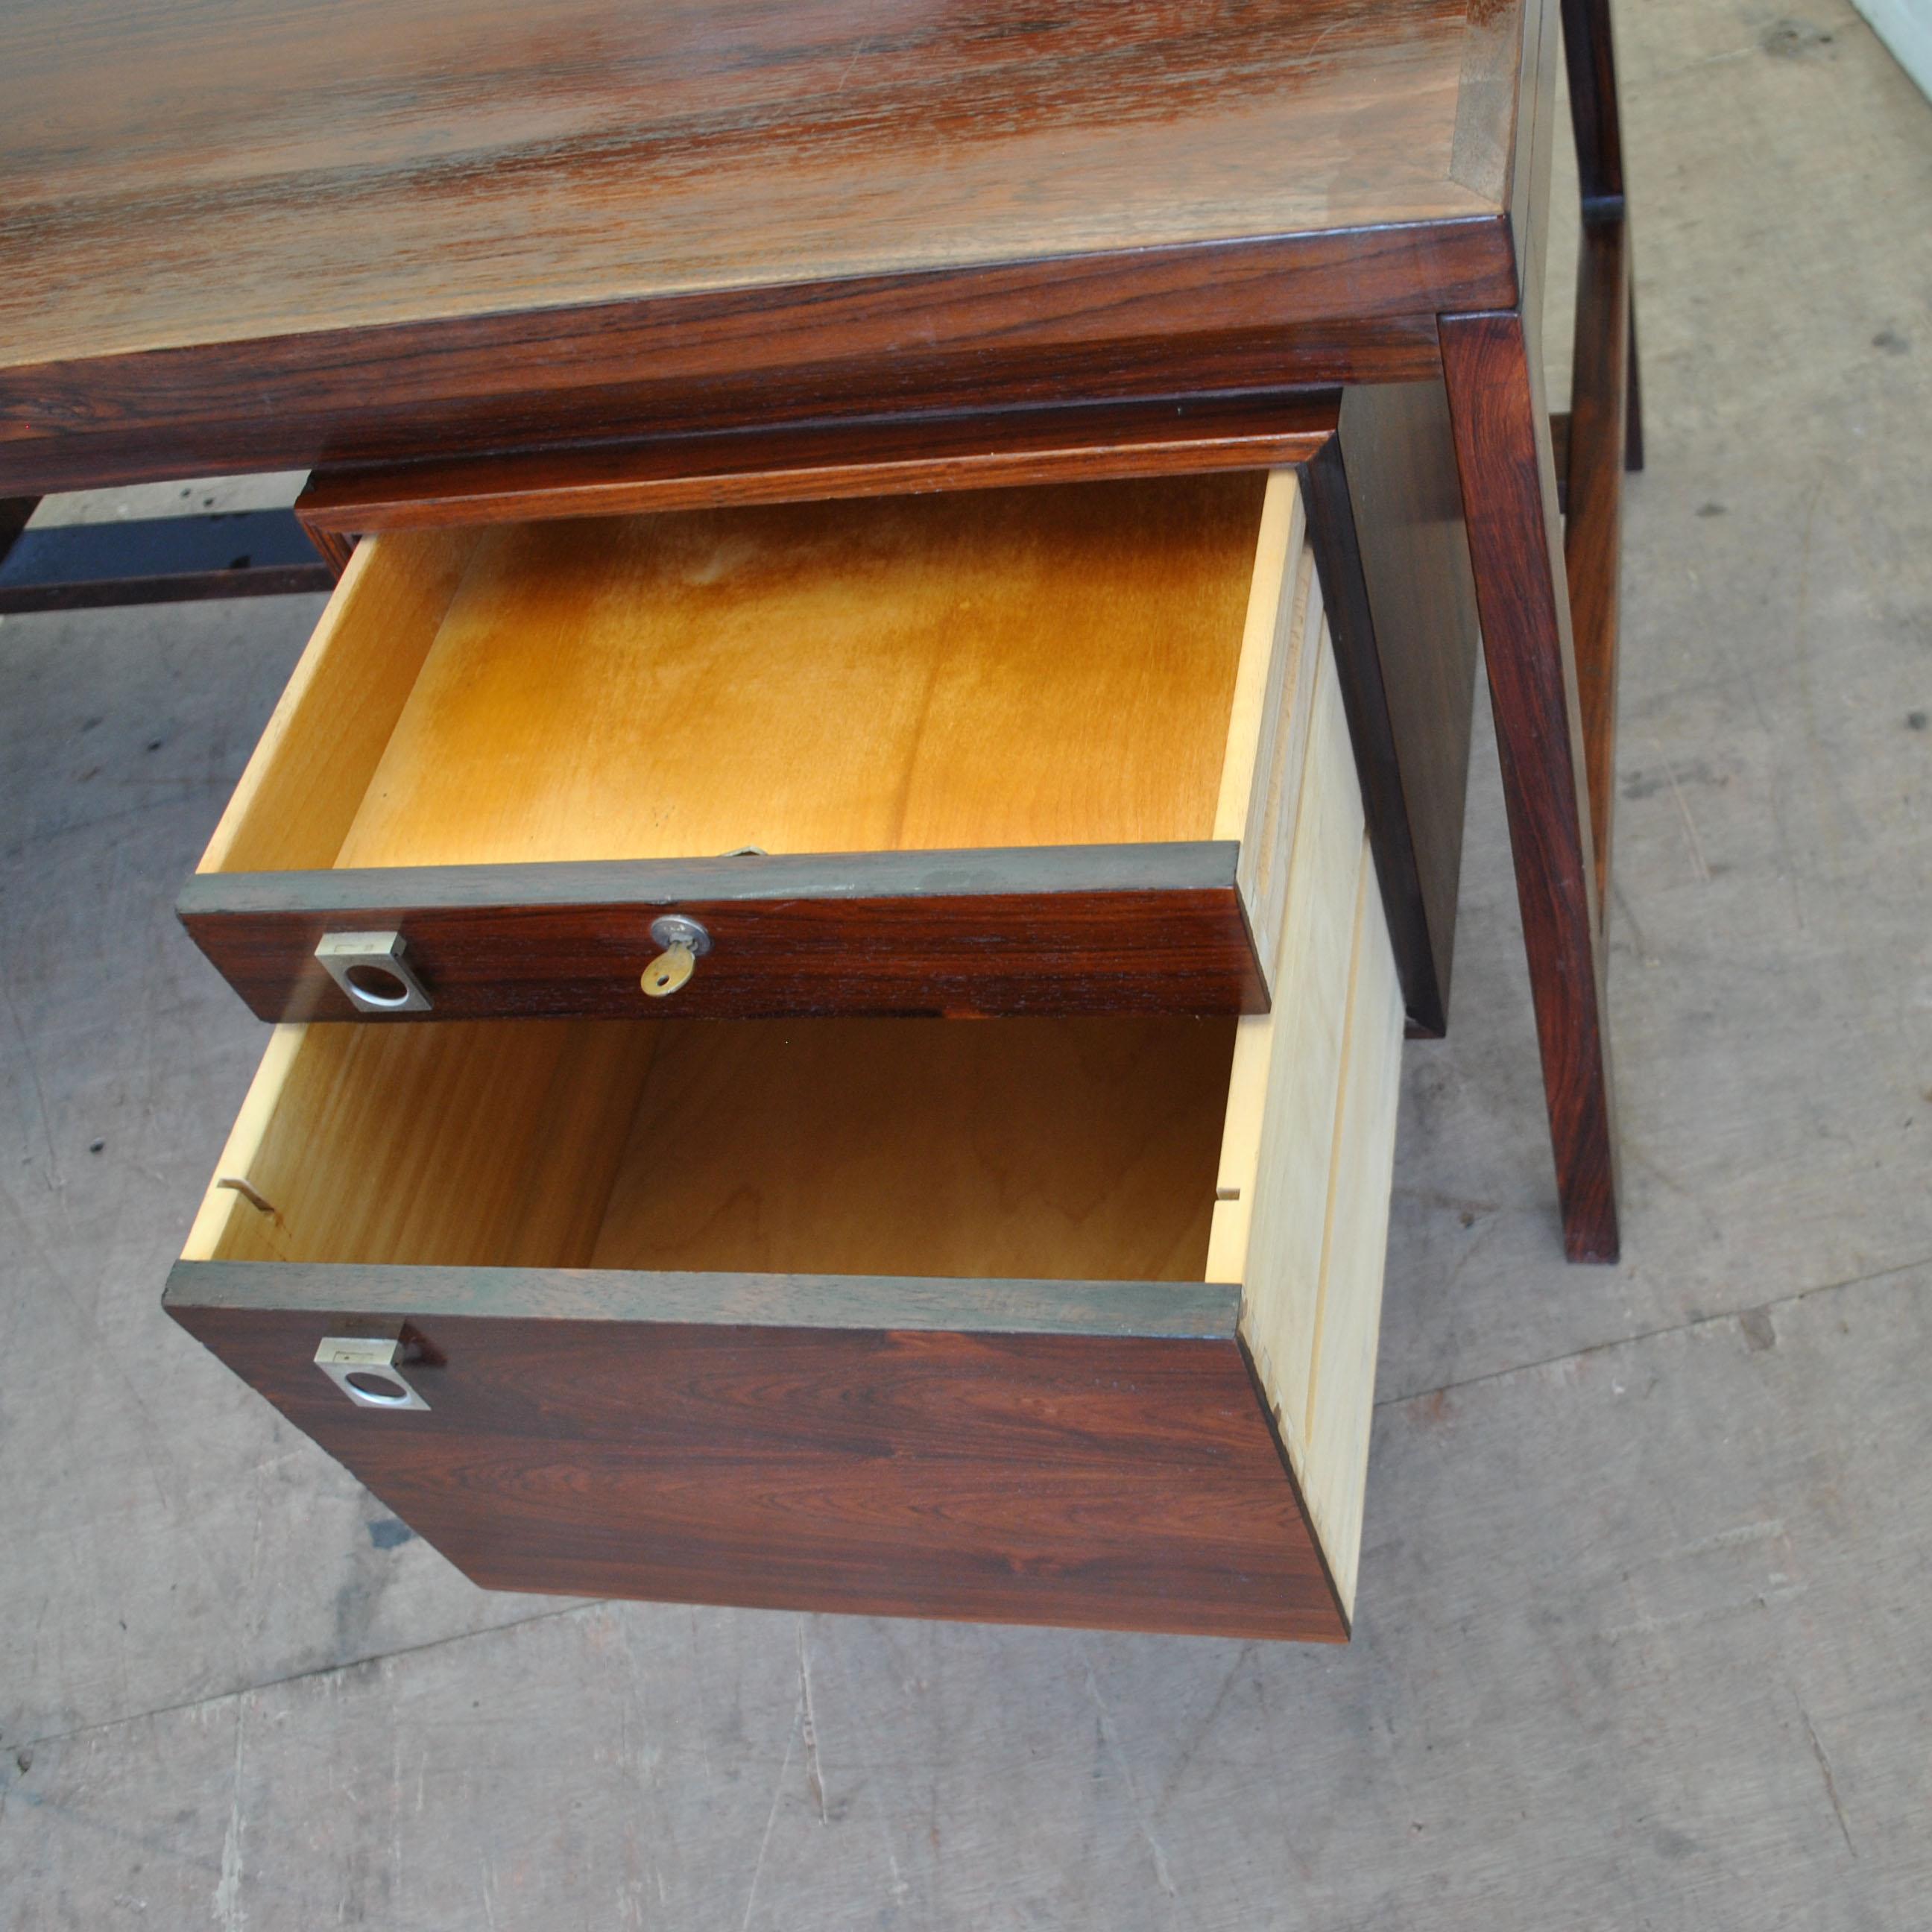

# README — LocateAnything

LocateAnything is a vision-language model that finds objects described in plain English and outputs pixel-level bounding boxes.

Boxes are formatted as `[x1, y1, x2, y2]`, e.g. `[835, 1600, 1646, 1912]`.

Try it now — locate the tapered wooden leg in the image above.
[1441, 309, 1620, 1263]
[1561, 0, 1626, 205]
[1562, 0, 1643, 473]
[0, 497, 35, 565]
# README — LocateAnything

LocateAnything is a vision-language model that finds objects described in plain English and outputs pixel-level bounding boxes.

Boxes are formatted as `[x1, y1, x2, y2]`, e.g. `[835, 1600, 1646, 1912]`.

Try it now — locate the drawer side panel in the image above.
[1300, 839, 1405, 1610]
[198, 530, 479, 875]
[1228, 628, 1368, 1465]
[1234, 549, 1326, 995]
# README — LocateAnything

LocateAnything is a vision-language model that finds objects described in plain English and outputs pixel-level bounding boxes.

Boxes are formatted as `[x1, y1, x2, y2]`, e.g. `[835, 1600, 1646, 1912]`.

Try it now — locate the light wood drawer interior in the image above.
[189, 1016, 1238, 1284]
[185, 470, 1329, 1020]
[171, 613, 1399, 1638]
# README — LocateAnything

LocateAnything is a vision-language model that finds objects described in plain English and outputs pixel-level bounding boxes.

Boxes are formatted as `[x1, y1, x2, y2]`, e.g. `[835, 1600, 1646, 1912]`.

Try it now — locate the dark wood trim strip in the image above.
[180, 887, 1264, 1022]
[1566, 216, 1630, 926]
[1625, 277, 1646, 473]
[1302, 432, 1443, 1037]
[297, 393, 1343, 536]
[178, 845, 1267, 1023]
[1304, 383, 1486, 1039]
[0, 222, 1505, 496]
[1440, 306, 1619, 1263]
[165, 1260, 1241, 1341]
[0, 508, 334, 613]
[180, 840, 1240, 915]
[1237, 1333, 1350, 1642]
[298, 515, 355, 581]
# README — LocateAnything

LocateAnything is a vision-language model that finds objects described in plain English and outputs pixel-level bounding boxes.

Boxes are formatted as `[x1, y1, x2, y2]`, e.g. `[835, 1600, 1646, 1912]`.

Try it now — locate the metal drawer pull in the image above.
[315, 931, 432, 1013]
[642, 915, 711, 998]
[315, 1334, 430, 1411]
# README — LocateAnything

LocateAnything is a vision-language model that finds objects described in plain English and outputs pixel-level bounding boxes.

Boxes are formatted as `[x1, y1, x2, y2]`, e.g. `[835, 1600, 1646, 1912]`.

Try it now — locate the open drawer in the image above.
[179, 470, 1344, 1023]
[167, 634, 1404, 1641]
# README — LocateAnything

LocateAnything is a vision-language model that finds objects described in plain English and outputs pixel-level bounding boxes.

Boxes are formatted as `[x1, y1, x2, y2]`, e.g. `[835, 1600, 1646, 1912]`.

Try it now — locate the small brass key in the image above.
[642, 941, 696, 997]
[641, 915, 711, 998]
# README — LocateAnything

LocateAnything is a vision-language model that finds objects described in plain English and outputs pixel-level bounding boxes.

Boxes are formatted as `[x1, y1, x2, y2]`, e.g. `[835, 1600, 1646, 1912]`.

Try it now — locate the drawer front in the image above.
[182, 473, 1329, 1023]
[178, 848, 1264, 1022]
[166, 1269, 1338, 1641]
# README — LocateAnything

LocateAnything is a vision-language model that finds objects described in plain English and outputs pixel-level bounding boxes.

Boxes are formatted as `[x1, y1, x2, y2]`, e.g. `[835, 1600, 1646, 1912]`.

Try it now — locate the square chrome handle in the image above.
[315, 931, 432, 1013]
[315, 1334, 430, 1410]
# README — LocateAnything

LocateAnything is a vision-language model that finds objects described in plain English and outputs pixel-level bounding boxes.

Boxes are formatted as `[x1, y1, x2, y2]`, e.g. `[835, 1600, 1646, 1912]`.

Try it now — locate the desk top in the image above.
[0, 0, 1541, 492]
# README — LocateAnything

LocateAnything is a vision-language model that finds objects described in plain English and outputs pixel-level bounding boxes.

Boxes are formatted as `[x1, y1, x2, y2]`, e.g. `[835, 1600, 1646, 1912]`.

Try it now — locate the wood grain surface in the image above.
[195, 530, 481, 876]
[1203, 628, 1404, 1619]
[165, 1009, 1341, 1635]
[1441, 306, 1619, 1262]
[165, 1292, 1342, 1640]
[4, 1, 1515, 367]
[288, 400, 1468, 1037]
[178, 860, 1269, 1023]
[1560, 0, 1627, 209]
[1218, 631, 1366, 1518]
[184, 475, 1325, 1022]
[0, 2, 1530, 490]
[296, 394, 1342, 540]
[185, 1014, 1238, 1284]
[326, 479, 1263, 871]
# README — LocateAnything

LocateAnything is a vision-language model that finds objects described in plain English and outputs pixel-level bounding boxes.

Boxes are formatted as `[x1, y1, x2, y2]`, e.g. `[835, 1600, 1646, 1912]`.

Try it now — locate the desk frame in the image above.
[0, 0, 1638, 1263]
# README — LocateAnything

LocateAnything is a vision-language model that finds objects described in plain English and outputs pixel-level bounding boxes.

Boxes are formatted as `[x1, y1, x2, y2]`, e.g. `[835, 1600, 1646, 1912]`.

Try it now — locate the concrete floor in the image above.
[3, 1, 1930, 1925]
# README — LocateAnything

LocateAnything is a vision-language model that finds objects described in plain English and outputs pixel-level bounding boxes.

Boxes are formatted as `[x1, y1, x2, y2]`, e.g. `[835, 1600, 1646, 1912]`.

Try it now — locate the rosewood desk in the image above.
[0, 0, 1637, 1261]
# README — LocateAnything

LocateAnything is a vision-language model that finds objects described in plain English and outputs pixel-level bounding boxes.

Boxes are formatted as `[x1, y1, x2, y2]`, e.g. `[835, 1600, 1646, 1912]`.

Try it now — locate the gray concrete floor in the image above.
[3, 2, 1930, 1925]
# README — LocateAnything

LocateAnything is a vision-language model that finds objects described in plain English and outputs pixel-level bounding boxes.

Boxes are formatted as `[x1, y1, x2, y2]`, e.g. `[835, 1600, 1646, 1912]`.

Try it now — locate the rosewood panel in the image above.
[4, 0, 1527, 502]
[0, 285, 1460, 500]
[165, 1266, 1343, 1641]
[296, 393, 1344, 542]
[1441, 307, 1619, 1263]
[177, 847, 1269, 1023]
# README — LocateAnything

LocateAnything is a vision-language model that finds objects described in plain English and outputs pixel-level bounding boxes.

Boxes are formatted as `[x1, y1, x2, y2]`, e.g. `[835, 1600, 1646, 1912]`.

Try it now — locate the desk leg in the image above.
[1566, 216, 1630, 926]
[0, 498, 34, 565]
[1562, 0, 1644, 472]
[1441, 309, 1620, 1263]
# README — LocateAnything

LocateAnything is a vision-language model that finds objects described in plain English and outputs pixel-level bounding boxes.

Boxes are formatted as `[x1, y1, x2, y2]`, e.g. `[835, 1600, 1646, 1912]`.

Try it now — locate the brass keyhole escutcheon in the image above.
[642, 915, 710, 998]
